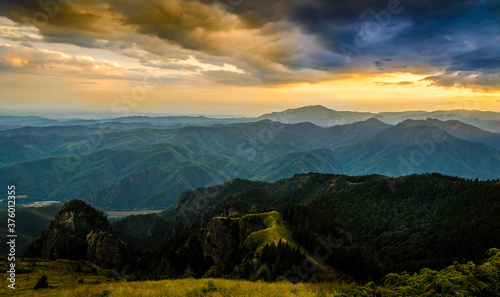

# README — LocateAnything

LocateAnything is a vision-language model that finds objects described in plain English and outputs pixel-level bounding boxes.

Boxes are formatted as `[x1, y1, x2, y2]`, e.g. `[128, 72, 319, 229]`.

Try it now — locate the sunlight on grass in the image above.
[3, 278, 341, 297]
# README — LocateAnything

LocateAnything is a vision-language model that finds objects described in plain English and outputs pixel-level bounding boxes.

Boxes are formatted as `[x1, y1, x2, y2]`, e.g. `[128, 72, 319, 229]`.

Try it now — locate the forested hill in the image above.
[160, 173, 500, 275]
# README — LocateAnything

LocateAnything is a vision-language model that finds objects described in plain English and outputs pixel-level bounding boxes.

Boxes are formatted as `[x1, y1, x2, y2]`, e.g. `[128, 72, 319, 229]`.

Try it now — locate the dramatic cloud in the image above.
[0, 0, 499, 91]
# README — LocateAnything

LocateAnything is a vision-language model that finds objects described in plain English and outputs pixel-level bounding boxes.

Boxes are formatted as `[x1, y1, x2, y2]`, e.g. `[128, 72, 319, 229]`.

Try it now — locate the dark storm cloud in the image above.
[285, 0, 500, 88]
[1, 0, 101, 30]
[446, 47, 500, 74]
[290, 1, 498, 60]
[199, 0, 291, 29]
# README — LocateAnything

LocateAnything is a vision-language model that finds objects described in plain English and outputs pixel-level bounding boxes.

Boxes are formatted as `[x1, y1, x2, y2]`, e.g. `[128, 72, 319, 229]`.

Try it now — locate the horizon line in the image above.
[1, 105, 499, 120]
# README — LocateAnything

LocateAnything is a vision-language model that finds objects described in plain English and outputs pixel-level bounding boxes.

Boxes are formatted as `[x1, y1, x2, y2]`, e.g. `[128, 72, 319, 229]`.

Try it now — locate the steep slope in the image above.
[0, 134, 90, 165]
[191, 174, 385, 226]
[309, 173, 500, 272]
[313, 118, 392, 149]
[252, 148, 344, 182]
[401, 118, 500, 150]
[0, 204, 61, 256]
[337, 123, 500, 179]
[84, 166, 166, 210]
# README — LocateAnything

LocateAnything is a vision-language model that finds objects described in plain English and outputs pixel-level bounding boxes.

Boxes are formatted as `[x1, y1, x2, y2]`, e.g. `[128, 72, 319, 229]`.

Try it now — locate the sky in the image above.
[0, 0, 499, 116]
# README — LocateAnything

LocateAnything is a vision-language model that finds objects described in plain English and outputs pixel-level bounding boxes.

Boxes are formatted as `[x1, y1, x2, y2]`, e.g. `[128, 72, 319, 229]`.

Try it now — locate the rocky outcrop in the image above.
[151, 212, 274, 278]
[199, 217, 240, 268]
[86, 230, 129, 269]
[200, 214, 266, 267]
[26, 199, 129, 270]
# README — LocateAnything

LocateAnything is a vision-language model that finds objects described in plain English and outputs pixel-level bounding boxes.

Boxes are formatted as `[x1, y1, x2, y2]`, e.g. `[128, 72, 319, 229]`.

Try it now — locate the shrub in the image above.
[251, 264, 272, 282]
[34, 275, 49, 289]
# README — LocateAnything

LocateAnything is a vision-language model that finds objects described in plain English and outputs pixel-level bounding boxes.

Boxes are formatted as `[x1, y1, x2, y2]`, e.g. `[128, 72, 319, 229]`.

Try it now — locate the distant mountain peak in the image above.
[288, 105, 334, 112]
[259, 105, 373, 127]
[364, 117, 385, 124]
[262, 105, 335, 116]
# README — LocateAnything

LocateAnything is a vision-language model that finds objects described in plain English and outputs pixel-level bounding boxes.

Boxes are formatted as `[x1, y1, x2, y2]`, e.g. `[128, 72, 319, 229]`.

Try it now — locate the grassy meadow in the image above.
[1, 248, 499, 296]
[105, 209, 164, 220]
[19, 279, 342, 297]
[2, 272, 341, 297]
[0, 255, 342, 296]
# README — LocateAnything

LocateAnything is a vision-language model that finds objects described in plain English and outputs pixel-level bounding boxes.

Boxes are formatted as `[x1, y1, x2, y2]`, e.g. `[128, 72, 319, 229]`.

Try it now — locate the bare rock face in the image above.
[86, 230, 129, 269]
[150, 213, 272, 278]
[26, 199, 128, 270]
[200, 218, 240, 268]
[198, 214, 267, 268]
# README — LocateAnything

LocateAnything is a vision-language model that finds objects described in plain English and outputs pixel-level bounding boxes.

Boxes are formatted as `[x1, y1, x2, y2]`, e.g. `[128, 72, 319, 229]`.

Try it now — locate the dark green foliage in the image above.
[309, 174, 500, 274]
[253, 148, 344, 182]
[111, 214, 173, 250]
[34, 275, 49, 289]
[203, 265, 222, 278]
[143, 226, 211, 279]
[258, 240, 306, 282]
[279, 205, 386, 281]
[251, 263, 272, 282]
[343, 248, 500, 296]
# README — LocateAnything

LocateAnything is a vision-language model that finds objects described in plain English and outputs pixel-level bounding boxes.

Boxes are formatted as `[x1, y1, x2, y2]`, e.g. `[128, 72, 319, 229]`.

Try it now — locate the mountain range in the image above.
[1, 106, 500, 211]
[2, 105, 500, 131]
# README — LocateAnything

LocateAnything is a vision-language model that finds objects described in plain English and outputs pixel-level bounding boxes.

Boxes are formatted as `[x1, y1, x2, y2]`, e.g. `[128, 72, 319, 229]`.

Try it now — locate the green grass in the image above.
[0, 257, 113, 296]
[104, 209, 163, 219]
[0, 255, 341, 296]
[242, 211, 294, 249]
[239, 212, 332, 278]
[2, 277, 342, 297]
[1, 249, 499, 296]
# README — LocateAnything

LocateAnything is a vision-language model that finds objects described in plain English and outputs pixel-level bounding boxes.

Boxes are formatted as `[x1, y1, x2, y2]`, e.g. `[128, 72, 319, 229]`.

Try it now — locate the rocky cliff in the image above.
[25, 199, 129, 270]
[149, 211, 299, 278]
